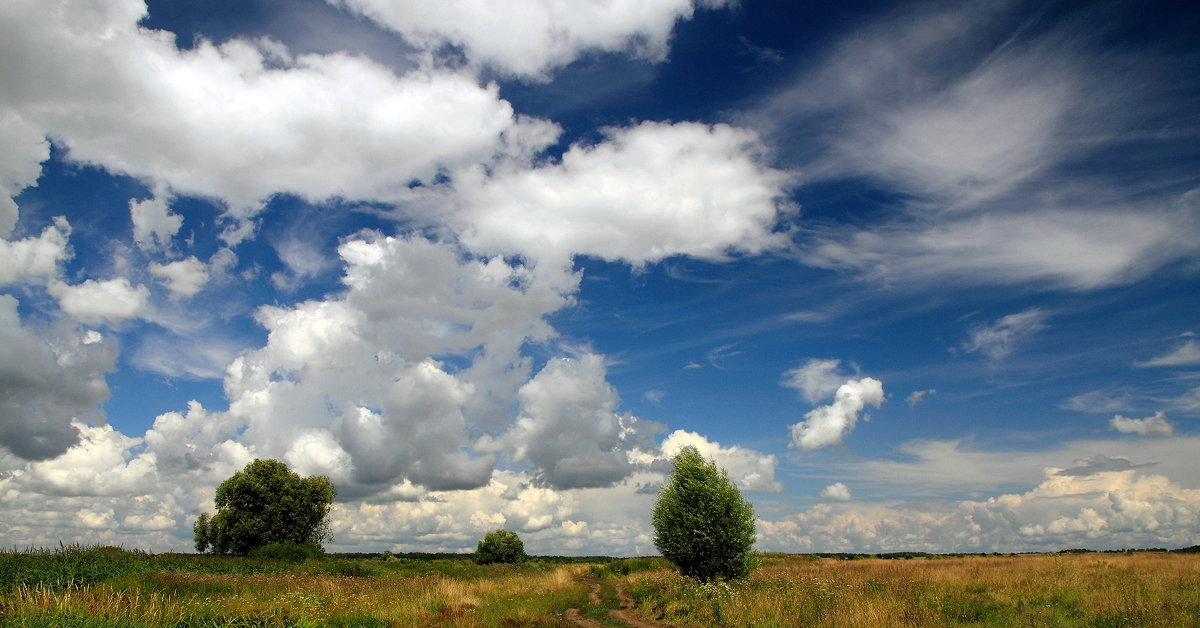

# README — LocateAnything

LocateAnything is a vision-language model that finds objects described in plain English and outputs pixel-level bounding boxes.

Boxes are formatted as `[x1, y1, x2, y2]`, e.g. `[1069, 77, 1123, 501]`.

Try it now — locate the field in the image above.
[1, 546, 1197, 627]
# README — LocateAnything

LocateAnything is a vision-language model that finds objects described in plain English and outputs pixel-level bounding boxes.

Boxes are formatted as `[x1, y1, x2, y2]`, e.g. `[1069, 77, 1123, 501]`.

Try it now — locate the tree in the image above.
[652, 446, 756, 582]
[194, 459, 336, 555]
[193, 512, 211, 553]
[475, 529, 526, 564]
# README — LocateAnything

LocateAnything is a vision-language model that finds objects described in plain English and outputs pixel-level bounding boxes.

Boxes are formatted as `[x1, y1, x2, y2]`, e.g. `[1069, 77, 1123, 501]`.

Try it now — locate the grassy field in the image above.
[0, 544, 595, 627]
[0, 545, 1196, 627]
[619, 553, 1200, 627]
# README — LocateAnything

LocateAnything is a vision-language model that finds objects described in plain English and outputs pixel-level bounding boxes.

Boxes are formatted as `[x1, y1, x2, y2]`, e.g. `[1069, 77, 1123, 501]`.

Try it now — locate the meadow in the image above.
[1, 545, 1197, 627]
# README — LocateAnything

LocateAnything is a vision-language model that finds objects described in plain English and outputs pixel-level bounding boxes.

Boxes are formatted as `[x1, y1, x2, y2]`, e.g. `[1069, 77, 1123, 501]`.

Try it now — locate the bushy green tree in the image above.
[652, 446, 756, 582]
[194, 459, 336, 556]
[475, 529, 526, 564]
[193, 512, 211, 553]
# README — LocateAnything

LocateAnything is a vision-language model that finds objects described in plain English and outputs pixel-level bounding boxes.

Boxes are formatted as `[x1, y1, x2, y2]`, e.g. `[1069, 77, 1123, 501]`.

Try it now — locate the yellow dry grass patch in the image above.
[2, 562, 593, 627]
[626, 553, 1200, 627]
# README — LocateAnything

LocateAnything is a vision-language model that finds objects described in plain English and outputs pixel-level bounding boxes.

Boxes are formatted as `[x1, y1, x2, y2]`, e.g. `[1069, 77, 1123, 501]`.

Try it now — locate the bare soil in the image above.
[564, 578, 668, 628]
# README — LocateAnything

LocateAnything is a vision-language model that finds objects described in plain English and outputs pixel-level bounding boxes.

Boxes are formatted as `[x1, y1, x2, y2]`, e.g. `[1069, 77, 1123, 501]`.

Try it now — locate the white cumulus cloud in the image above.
[149, 257, 209, 298]
[456, 121, 791, 266]
[1109, 412, 1174, 437]
[819, 482, 852, 501]
[0, 0, 560, 230]
[130, 191, 182, 251]
[48, 278, 150, 325]
[0, 110, 50, 237]
[328, 0, 735, 79]
[789, 377, 885, 451]
[17, 422, 156, 497]
[782, 358, 848, 403]
[759, 466, 1200, 553]
[657, 430, 782, 493]
[481, 354, 665, 489]
[0, 218, 72, 286]
[219, 233, 577, 494]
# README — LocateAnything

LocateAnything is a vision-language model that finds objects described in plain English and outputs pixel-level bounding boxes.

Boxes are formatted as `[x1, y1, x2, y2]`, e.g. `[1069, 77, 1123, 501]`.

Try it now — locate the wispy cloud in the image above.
[1136, 339, 1200, 368]
[1062, 388, 1137, 414]
[757, 0, 1200, 291]
[906, 389, 937, 406]
[803, 204, 1199, 291]
[738, 36, 783, 64]
[706, 343, 743, 369]
[960, 308, 1048, 360]
[782, 358, 849, 403]
[841, 435, 1200, 498]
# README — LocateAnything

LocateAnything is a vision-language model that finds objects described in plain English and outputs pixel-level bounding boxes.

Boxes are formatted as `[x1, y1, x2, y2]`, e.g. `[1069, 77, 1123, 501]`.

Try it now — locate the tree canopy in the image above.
[475, 529, 527, 564]
[194, 459, 336, 556]
[652, 446, 756, 582]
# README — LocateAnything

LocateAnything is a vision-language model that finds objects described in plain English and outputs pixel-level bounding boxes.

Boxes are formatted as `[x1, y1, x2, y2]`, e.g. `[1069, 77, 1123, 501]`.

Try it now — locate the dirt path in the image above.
[564, 607, 605, 628]
[563, 578, 667, 628]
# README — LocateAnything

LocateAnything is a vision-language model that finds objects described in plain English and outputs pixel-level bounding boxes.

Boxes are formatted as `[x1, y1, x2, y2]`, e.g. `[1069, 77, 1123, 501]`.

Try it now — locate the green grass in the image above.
[0, 545, 597, 627]
[0, 544, 297, 594]
[3, 546, 1196, 627]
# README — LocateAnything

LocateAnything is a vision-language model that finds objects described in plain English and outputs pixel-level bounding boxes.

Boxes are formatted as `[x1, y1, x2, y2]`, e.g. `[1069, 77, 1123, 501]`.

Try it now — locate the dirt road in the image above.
[563, 578, 668, 628]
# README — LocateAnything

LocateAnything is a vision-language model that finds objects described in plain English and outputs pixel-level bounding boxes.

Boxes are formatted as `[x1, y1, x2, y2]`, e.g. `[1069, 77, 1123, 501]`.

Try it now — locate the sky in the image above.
[1, 0, 1199, 556]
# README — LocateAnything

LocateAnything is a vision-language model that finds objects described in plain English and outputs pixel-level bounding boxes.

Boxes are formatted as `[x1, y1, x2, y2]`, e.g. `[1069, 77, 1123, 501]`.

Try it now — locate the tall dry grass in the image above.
[4, 549, 1194, 627]
[625, 553, 1200, 627]
[0, 559, 592, 627]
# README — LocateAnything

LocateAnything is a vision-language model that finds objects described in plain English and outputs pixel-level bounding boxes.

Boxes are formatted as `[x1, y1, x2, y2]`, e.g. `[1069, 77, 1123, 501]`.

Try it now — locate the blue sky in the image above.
[2, 0, 1199, 555]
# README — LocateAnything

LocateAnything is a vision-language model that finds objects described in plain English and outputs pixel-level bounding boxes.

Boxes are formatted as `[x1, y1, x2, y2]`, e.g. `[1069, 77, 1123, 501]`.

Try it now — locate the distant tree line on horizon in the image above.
[191, 458, 1198, 571]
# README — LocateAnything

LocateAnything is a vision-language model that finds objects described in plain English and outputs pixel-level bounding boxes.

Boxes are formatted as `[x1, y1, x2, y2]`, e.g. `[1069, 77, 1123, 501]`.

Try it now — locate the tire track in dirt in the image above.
[564, 607, 605, 628]
[564, 579, 667, 628]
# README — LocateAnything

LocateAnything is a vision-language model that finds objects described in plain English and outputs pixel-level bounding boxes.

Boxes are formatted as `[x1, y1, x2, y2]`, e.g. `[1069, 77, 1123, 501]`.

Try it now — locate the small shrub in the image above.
[598, 557, 666, 576]
[475, 529, 526, 565]
[247, 542, 322, 561]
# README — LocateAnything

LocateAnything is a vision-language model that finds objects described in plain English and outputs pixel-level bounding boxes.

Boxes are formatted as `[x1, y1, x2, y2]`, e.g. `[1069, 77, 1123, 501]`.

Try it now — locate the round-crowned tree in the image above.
[475, 529, 526, 564]
[193, 459, 336, 556]
[652, 446, 756, 582]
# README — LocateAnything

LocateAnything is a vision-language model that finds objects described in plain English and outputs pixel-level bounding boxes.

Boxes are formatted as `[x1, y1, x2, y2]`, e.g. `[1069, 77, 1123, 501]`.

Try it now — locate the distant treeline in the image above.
[798, 546, 1200, 560]
[1057, 546, 1200, 554]
[326, 547, 1200, 561]
[332, 546, 1200, 562]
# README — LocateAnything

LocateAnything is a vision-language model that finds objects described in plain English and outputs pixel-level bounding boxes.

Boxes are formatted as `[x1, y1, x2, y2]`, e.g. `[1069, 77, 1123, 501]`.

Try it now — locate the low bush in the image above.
[247, 542, 323, 561]
[597, 556, 668, 576]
